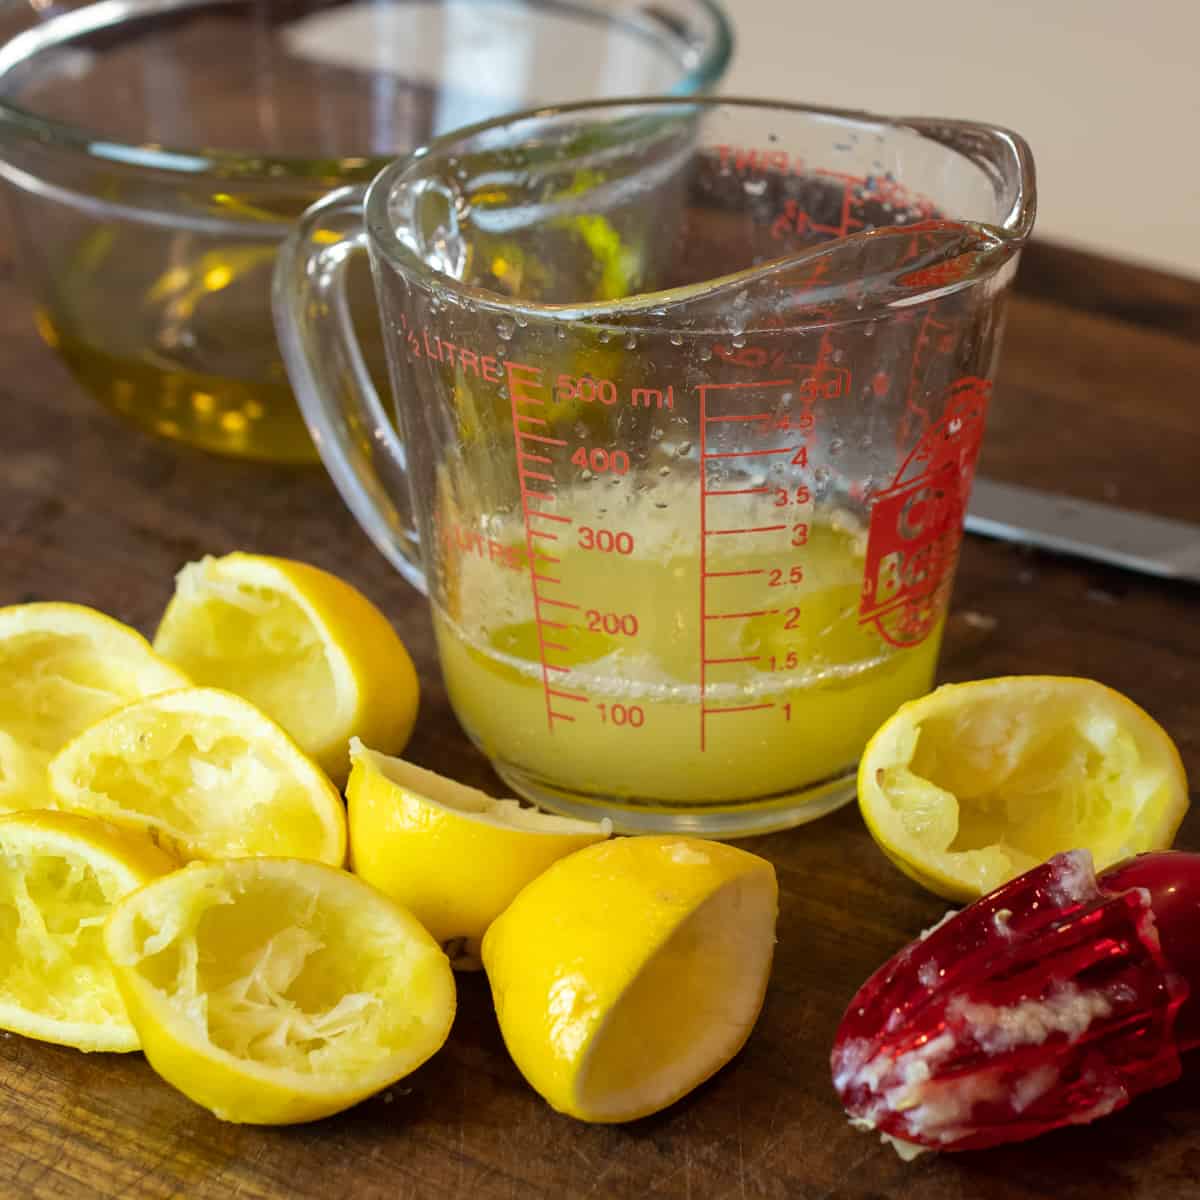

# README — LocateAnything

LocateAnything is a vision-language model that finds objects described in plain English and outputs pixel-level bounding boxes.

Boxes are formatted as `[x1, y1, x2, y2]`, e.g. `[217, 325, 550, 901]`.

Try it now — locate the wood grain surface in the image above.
[2, 233, 1199, 1199]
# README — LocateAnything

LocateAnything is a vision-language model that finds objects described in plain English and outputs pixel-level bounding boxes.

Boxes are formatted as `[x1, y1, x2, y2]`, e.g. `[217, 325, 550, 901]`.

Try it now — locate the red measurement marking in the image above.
[699, 386, 709, 752]
[519, 451, 553, 464]
[538, 619, 570, 630]
[703, 703, 776, 715]
[525, 509, 572, 524]
[700, 379, 794, 392]
[536, 596, 581, 610]
[542, 641, 570, 653]
[545, 663, 570, 673]
[706, 524, 788, 537]
[548, 688, 589, 704]
[704, 655, 761, 665]
[508, 358, 565, 735]
[532, 553, 561, 564]
[529, 529, 559, 541]
[705, 486, 772, 497]
[703, 568, 766, 578]
[703, 447, 793, 459]
[704, 412, 773, 423]
[531, 573, 561, 585]
[518, 432, 568, 446]
[705, 609, 777, 621]
[548, 711, 576, 723]
[521, 470, 555, 483]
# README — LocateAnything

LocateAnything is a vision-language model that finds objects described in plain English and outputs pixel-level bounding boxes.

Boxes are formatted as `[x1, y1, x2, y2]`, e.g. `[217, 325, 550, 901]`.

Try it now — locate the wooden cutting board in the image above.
[2, 240, 1199, 1199]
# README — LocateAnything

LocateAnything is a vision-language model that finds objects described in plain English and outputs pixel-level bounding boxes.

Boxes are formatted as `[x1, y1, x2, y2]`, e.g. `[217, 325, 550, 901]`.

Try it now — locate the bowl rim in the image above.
[0, 0, 734, 180]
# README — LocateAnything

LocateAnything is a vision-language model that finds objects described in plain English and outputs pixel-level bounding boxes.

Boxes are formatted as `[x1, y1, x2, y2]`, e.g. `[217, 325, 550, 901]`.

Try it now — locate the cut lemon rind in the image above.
[481, 836, 778, 1123]
[104, 857, 456, 1124]
[858, 675, 1189, 902]
[153, 553, 418, 785]
[347, 739, 610, 965]
[0, 603, 190, 813]
[48, 687, 346, 867]
[0, 809, 177, 1051]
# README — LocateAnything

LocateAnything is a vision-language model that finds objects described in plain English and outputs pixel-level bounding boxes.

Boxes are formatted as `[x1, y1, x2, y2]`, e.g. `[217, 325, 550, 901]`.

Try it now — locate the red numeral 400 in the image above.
[571, 447, 630, 475]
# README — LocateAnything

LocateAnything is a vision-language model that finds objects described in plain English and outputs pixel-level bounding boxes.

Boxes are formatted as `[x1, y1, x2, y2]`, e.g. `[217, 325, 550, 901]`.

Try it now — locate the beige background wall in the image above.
[721, 0, 1199, 276]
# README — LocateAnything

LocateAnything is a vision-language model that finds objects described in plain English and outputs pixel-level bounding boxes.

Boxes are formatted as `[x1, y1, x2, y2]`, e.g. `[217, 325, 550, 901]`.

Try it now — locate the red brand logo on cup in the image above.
[859, 376, 991, 647]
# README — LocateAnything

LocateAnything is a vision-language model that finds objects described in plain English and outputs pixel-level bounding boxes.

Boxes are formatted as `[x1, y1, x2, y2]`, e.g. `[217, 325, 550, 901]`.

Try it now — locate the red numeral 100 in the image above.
[571, 447, 630, 475]
[597, 702, 645, 727]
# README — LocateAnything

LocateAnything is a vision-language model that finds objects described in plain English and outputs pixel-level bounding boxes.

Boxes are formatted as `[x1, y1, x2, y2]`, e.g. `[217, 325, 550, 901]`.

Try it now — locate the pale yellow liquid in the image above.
[435, 483, 941, 813]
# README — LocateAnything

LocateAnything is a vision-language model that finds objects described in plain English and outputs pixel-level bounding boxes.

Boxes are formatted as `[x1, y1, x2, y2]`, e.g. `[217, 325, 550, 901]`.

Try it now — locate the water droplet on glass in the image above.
[698, 345, 713, 362]
[659, 465, 671, 476]
[829, 437, 845, 455]
[731, 334, 747, 349]
[651, 427, 664, 441]
[654, 501, 669, 509]
[815, 466, 831, 483]
[597, 330, 611, 344]
[677, 441, 692, 456]
[496, 320, 514, 341]
[515, 315, 528, 329]
[863, 323, 876, 338]
[624, 334, 638, 350]
[556, 326, 567, 340]
[668, 332, 684, 347]
[743, 178, 767, 197]
[580, 470, 594, 482]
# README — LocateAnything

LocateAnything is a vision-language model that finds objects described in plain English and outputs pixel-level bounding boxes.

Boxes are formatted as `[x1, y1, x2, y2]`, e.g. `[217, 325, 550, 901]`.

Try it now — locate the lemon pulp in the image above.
[105, 858, 456, 1123]
[859, 676, 1190, 900]
[436, 483, 941, 806]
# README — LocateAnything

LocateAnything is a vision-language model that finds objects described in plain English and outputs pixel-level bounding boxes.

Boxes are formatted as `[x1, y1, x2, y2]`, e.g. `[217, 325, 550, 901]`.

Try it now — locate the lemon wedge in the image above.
[481, 836, 777, 1122]
[0, 810, 176, 1050]
[103, 857, 456, 1124]
[49, 688, 346, 865]
[346, 739, 609, 966]
[0, 603, 189, 812]
[152, 553, 417, 785]
[858, 675, 1189, 901]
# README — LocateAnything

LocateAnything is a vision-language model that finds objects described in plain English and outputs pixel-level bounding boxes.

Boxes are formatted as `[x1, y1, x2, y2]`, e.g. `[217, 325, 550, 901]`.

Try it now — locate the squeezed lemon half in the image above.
[0, 810, 177, 1050]
[346, 739, 609, 966]
[104, 857, 456, 1124]
[858, 675, 1189, 901]
[0, 603, 189, 812]
[49, 687, 346, 866]
[482, 836, 778, 1122]
[153, 553, 418, 785]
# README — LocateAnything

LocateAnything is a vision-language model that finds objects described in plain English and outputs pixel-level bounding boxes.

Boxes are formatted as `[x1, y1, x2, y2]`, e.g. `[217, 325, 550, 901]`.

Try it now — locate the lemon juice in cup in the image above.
[274, 98, 1035, 833]
[436, 478, 943, 811]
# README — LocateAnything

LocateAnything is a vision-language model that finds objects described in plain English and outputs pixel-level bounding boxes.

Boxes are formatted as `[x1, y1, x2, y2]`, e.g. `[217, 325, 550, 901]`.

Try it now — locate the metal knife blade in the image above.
[965, 478, 1200, 585]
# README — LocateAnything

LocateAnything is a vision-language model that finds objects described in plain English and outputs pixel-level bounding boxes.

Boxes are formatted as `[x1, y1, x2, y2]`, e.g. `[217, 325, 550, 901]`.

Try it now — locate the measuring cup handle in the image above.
[272, 185, 427, 594]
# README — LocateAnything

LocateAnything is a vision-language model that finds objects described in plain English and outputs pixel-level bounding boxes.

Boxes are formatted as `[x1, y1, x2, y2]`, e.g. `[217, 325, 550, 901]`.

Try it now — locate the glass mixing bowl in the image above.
[0, 0, 731, 461]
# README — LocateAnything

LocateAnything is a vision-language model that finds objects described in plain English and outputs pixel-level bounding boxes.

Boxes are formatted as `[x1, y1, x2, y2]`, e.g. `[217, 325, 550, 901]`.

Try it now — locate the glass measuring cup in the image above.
[274, 98, 1036, 835]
